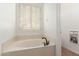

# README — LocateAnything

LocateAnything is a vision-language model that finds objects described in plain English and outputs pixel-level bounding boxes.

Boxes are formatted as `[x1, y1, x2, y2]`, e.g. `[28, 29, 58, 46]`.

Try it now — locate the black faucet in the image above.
[42, 37, 49, 46]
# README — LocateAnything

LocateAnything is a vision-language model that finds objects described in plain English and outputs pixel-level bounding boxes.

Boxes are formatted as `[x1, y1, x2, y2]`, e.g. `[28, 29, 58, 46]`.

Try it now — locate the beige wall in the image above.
[43, 3, 61, 56]
[0, 3, 16, 44]
[61, 4, 79, 55]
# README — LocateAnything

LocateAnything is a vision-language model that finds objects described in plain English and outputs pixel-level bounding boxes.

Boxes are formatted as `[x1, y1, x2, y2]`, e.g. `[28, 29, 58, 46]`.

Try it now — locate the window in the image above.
[19, 5, 41, 31]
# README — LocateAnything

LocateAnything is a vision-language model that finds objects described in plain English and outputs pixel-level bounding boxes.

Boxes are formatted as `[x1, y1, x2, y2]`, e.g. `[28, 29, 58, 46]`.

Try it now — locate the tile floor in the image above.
[61, 47, 79, 56]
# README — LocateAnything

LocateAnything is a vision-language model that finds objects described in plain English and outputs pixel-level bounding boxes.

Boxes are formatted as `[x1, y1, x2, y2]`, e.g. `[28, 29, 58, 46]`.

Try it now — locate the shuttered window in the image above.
[19, 5, 41, 31]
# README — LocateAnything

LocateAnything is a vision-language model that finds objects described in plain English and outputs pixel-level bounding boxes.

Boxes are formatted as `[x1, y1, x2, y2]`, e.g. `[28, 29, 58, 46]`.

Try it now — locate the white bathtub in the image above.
[2, 38, 55, 56]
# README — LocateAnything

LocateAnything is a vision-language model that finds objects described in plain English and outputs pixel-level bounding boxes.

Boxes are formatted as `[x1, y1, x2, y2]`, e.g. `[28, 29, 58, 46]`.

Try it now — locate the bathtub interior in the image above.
[3, 37, 55, 53]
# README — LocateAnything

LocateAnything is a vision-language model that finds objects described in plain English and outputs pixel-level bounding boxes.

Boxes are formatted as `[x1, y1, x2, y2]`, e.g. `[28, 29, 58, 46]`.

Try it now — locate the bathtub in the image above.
[2, 38, 55, 56]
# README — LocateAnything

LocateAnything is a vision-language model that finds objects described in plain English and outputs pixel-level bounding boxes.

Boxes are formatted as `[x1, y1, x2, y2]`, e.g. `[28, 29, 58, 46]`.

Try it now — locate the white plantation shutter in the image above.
[19, 5, 41, 31]
[32, 6, 40, 30]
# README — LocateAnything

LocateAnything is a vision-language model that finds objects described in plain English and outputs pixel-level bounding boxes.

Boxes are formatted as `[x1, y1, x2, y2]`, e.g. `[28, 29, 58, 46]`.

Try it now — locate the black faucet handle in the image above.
[46, 41, 49, 45]
[42, 42, 46, 46]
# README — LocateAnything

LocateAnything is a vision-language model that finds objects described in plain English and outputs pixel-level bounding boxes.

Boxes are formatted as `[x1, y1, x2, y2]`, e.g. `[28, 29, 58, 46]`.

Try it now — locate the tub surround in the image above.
[2, 46, 55, 56]
[2, 37, 55, 56]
